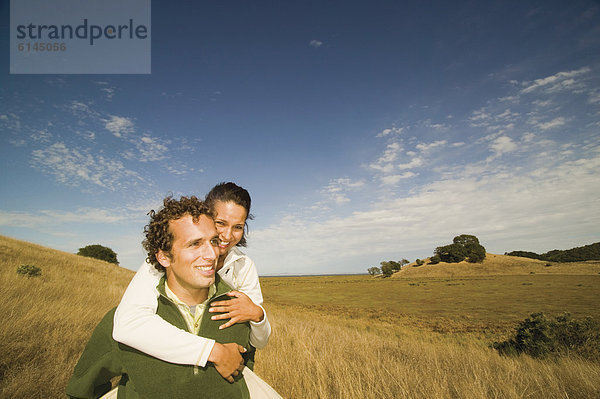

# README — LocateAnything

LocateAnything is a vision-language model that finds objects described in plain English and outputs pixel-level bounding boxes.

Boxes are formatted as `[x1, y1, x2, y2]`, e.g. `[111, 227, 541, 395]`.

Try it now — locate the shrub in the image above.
[429, 255, 440, 264]
[493, 312, 600, 361]
[77, 244, 119, 264]
[415, 259, 424, 266]
[16, 264, 42, 277]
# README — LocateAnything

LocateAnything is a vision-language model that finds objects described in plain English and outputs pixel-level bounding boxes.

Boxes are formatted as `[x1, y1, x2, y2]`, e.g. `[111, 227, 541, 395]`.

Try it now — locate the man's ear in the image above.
[156, 249, 171, 268]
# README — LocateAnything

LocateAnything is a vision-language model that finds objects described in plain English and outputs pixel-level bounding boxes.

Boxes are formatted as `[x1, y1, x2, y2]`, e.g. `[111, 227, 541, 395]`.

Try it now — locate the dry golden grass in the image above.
[1, 235, 599, 398]
[0, 235, 133, 398]
[255, 304, 600, 399]
[395, 253, 600, 278]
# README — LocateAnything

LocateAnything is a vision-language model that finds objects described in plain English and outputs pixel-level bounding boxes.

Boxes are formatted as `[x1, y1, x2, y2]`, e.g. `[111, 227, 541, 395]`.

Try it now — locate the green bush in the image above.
[16, 264, 42, 277]
[77, 244, 119, 264]
[429, 255, 440, 264]
[493, 312, 600, 361]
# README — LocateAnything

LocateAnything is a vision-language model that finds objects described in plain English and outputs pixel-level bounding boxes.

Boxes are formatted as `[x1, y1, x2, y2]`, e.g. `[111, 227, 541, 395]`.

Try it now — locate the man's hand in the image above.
[209, 291, 264, 329]
[208, 342, 246, 383]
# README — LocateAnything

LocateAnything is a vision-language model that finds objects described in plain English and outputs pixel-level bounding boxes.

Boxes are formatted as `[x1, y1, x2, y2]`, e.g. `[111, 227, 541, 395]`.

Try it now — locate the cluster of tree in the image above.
[77, 244, 119, 265]
[429, 234, 486, 264]
[367, 258, 410, 277]
[505, 242, 600, 263]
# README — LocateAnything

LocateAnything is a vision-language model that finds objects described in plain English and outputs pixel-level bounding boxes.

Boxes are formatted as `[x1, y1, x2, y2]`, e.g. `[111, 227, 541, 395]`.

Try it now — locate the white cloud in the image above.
[376, 127, 404, 137]
[397, 157, 423, 170]
[369, 142, 402, 173]
[105, 115, 135, 137]
[309, 39, 323, 48]
[0, 207, 135, 228]
[31, 142, 143, 190]
[31, 129, 52, 143]
[100, 87, 115, 100]
[135, 136, 169, 162]
[416, 140, 447, 152]
[381, 172, 417, 185]
[489, 136, 517, 156]
[520, 67, 591, 94]
[322, 178, 365, 204]
[536, 117, 567, 130]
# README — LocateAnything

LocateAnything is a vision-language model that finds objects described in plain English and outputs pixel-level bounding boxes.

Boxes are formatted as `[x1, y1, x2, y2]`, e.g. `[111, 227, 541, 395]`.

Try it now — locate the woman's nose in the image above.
[220, 228, 232, 241]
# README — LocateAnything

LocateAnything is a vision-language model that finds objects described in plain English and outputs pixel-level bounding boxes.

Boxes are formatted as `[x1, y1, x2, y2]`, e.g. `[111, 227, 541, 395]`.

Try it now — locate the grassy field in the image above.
[260, 273, 600, 336]
[1, 235, 599, 398]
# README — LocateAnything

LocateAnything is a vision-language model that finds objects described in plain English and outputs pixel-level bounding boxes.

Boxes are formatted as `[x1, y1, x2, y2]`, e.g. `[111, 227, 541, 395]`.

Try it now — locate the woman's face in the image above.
[213, 200, 247, 256]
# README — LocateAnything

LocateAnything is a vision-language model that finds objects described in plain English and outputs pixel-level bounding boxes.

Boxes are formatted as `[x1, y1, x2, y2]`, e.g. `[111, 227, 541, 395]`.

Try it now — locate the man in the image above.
[67, 196, 252, 399]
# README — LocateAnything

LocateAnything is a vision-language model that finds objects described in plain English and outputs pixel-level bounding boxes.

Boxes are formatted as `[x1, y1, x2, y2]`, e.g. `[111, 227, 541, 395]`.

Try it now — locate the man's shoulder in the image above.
[87, 307, 118, 342]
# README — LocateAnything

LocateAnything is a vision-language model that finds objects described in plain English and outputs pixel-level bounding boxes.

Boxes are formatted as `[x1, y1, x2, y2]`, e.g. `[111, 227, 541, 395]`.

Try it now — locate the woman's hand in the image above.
[209, 291, 264, 329]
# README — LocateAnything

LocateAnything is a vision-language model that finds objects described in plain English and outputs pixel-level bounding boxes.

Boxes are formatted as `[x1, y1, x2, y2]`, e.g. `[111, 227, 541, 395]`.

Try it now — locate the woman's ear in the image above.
[156, 250, 171, 268]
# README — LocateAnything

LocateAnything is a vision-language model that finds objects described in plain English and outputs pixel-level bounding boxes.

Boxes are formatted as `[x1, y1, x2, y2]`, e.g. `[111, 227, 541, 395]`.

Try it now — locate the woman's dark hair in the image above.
[205, 182, 253, 247]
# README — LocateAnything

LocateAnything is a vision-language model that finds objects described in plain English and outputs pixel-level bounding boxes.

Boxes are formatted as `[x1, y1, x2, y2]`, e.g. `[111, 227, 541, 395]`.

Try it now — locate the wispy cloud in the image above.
[520, 67, 591, 94]
[31, 142, 144, 190]
[0, 207, 138, 228]
[105, 115, 135, 138]
[322, 178, 365, 204]
[376, 127, 404, 137]
[536, 117, 567, 130]
[309, 39, 323, 48]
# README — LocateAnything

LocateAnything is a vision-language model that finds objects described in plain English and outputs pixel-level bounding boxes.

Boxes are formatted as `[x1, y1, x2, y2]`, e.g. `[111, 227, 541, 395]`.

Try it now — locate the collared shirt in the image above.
[164, 281, 216, 335]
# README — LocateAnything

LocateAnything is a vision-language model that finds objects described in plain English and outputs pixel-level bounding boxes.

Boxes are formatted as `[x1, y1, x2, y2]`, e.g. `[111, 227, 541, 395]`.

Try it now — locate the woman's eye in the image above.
[210, 238, 220, 246]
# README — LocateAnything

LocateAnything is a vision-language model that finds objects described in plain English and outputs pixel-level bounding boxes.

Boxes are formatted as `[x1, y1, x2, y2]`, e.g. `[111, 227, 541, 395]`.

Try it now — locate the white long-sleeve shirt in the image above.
[112, 246, 271, 367]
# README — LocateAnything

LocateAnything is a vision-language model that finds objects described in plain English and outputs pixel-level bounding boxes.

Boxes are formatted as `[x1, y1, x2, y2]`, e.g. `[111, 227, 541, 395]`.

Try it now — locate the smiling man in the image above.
[67, 196, 252, 399]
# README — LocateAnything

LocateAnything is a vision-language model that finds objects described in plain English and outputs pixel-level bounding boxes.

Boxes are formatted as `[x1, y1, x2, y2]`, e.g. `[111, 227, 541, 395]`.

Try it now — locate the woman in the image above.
[112, 182, 280, 398]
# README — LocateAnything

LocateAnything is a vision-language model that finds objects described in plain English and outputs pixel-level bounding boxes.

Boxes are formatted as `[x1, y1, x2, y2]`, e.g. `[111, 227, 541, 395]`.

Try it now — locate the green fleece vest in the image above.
[67, 274, 253, 399]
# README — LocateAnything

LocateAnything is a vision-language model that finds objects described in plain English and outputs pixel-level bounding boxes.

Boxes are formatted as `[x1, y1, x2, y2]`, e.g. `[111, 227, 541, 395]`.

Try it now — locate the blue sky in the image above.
[1, 0, 599, 275]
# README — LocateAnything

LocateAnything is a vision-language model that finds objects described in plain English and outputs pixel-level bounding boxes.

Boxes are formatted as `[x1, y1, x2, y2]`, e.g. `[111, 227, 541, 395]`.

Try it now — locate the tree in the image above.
[432, 234, 486, 264]
[77, 244, 119, 265]
[435, 243, 467, 263]
[453, 234, 480, 247]
[389, 261, 402, 271]
[453, 234, 486, 263]
[367, 266, 381, 276]
[380, 262, 394, 277]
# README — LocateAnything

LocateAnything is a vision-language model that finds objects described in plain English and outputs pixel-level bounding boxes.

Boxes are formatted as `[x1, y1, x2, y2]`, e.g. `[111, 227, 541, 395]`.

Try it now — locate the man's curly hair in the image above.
[142, 195, 213, 273]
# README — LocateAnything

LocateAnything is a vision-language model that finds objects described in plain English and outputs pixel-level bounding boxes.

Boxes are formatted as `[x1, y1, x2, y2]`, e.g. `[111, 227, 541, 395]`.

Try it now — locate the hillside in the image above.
[0, 234, 133, 397]
[2, 235, 600, 398]
[392, 253, 600, 278]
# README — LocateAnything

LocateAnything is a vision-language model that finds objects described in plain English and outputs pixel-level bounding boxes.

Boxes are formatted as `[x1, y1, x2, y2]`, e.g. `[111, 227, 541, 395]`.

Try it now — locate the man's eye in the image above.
[234, 225, 244, 230]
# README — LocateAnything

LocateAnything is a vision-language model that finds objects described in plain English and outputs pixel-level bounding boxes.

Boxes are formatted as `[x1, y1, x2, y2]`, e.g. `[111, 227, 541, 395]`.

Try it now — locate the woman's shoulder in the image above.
[227, 246, 255, 267]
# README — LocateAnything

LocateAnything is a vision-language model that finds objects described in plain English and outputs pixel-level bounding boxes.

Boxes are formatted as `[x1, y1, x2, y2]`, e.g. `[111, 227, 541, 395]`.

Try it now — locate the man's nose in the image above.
[203, 242, 218, 260]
